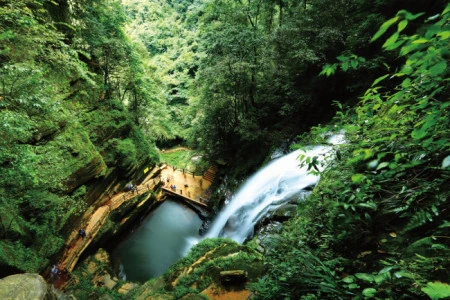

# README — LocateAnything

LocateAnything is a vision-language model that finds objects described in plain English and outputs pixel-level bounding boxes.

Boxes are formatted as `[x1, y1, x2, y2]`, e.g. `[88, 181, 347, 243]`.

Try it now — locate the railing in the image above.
[163, 164, 205, 177]
[54, 164, 216, 289]
[57, 175, 163, 282]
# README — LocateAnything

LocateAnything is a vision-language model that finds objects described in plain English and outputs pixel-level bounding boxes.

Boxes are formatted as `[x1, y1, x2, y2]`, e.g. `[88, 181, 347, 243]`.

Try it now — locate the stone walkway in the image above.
[52, 164, 215, 288]
[57, 168, 164, 276]
[160, 166, 213, 205]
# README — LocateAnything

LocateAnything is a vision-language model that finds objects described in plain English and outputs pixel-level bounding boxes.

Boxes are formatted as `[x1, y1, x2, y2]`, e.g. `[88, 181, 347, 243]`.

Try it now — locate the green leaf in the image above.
[421, 282, 450, 300]
[429, 61, 447, 77]
[320, 64, 337, 77]
[411, 12, 425, 20]
[348, 283, 360, 289]
[412, 38, 429, 44]
[376, 162, 389, 170]
[397, 20, 408, 32]
[351, 174, 366, 184]
[439, 221, 450, 228]
[411, 127, 430, 140]
[371, 16, 399, 42]
[437, 31, 450, 39]
[375, 272, 391, 284]
[355, 273, 374, 282]
[394, 271, 414, 279]
[383, 32, 400, 48]
[379, 266, 393, 274]
[343, 276, 354, 283]
[385, 39, 406, 51]
[358, 202, 377, 209]
[371, 74, 389, 87]
[341, 61, 349, 71]
[401, 77, 411, 88]
[443, 4, 450, 16]
[362, 287, 377, 297]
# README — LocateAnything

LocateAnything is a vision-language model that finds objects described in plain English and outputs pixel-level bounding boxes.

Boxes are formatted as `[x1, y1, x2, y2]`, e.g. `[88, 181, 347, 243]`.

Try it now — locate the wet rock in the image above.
[95, 248, 112, 265]
[198, 220, 211, 235]
[256, 245, 265, 254]
[101, 274, 118, 289]
[287, 190, 311, 204]
[272, 204, 298, 221]
[118, 282, 139, 295]
[258, 233, 280, 252]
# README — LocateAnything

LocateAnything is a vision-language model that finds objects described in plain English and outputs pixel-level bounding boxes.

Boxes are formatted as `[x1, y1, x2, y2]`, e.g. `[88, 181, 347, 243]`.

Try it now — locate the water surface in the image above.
[112, 199, 202, 282]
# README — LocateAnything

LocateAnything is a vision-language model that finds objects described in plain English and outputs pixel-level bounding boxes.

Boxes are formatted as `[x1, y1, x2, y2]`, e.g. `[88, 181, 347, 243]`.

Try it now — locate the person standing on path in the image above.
[78, 228, 86, 239]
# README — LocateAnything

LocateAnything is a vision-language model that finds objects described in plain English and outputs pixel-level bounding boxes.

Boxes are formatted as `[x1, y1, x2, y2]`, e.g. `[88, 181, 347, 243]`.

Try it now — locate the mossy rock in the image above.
[155, 238, 264, 299]
[32, 121, 106, 192]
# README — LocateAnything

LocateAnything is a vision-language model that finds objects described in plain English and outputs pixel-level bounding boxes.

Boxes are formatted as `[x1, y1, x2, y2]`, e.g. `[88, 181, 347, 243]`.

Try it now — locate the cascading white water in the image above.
[184, 134, 345, 250]
[204, 146, 327, 243]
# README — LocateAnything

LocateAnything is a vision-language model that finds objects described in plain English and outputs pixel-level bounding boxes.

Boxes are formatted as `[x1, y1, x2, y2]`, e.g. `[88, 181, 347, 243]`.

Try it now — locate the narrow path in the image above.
[52, 163, 216, 289]
[55, 166, 164, 280]
[161, 146, 190, 153]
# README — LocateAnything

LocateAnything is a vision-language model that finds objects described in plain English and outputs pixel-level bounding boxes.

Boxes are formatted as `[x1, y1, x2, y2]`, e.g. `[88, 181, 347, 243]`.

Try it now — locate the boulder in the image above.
[118, 282, 139, 295]
[0, 274, 51, 300]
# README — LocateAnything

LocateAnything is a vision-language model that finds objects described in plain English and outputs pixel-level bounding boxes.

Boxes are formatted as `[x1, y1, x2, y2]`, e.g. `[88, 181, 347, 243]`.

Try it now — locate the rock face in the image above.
[0, 274, 53, 300]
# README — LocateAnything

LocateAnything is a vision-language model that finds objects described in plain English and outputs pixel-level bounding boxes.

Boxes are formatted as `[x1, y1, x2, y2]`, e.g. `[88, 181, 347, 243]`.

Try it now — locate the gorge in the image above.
[0, 0, 449, 299]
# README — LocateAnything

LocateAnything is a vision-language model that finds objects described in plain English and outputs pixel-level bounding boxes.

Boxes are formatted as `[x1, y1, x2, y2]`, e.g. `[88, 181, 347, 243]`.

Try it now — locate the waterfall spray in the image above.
[185, 134, 345, 251]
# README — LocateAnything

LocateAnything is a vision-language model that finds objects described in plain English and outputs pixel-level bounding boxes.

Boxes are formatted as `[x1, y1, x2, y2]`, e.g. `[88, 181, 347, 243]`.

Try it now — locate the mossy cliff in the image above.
[0, 88, 159, 276]
[0, 0, 161, 276]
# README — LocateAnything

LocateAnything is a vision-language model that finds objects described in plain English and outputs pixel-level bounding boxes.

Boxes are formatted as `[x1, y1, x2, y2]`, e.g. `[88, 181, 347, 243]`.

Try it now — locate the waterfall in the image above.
[204, 146, 327, 243]
[185, 134, 344, 250]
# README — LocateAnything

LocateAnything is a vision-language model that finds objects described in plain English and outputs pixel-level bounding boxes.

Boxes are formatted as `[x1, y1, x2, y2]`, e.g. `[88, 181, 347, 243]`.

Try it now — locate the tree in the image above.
[252, 3, 450, 298]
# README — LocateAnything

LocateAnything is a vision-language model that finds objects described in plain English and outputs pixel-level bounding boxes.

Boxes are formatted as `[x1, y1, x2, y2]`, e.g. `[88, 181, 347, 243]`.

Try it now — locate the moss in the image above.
[32, 121, 106, 192]
[158, 238, 264, 298]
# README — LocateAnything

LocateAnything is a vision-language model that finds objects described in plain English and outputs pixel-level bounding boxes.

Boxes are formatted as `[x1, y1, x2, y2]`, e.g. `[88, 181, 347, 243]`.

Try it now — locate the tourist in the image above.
[51, 264, 59, 277]
[79, 228, 86, 239]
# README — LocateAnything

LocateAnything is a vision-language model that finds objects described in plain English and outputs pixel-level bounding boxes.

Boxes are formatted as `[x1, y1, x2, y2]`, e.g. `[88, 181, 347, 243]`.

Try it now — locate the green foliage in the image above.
[158, 238, 262, 298]
[422, 282, 450, 300]
[0, 0, 159, 276]
[184, 0, 402, 176]
[120, 0, 200, 143]
[254, 3, 450, 299]
[69, 266, 124, 300]
[160, 148, 209, 173]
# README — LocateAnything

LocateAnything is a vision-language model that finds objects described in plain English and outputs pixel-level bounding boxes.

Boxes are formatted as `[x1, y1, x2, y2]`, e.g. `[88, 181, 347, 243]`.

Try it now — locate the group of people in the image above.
[165, 177, 190, 195]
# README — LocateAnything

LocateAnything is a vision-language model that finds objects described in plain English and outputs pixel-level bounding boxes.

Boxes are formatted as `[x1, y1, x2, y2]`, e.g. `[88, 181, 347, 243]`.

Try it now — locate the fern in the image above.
[403, 210, 433, 232]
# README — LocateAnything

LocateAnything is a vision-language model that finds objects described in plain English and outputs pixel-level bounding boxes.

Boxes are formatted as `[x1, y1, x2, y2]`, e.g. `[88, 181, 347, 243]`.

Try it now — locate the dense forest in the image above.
[0, 0, 449, 298]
